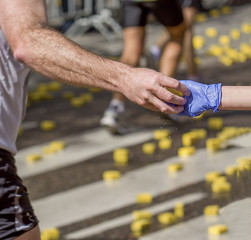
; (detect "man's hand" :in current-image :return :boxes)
[178,80,222,117]
[122,68,190,114]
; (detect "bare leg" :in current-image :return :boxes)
[154,30,169,50]
[15,226,41,240]
[113,27,145,102]
[160,22,185,76]
[182,6,199,79]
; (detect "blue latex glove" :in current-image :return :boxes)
[178,80,222,117]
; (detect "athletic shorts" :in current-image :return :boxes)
[0,149,38,240]
[122,0,184,28]
[181,0,202,10]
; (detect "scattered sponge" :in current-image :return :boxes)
[208,224,228,235]
[131,219,151,235]
[113,148,129,165]
[158,212,177,225]
[153,129,171,140]
[204,205,219,216]
[159,138,172,150]
[41,228,60,240]
[132,210,152,220]
[167,163,183,173]
[142,143,156,154]
[102,170,121,182]
[178,146,195,157]
[136,193,153,204]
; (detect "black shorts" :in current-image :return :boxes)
[0,149,38,240]
[181,0,202,10]
[122,0,184,28]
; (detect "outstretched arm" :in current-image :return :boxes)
[219,86,251,110]
[178,80,251,117]
[0,0,190,114]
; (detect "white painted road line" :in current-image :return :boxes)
[140,198,251,240]
[16,128,154,178]
[32,141,251,230]
[66,192,206,239]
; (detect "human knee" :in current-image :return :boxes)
[168,22,186,43]
[120,52,141,66]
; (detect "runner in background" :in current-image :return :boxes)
[100,0,186,134]
[149,0,203,82]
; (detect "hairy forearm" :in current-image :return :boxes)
[219,86,251,110]
[15,26,131,93]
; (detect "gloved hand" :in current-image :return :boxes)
[178,80,222,117]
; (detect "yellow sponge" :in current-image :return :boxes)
[48,82,62,91]
[206,138,221,152]
[225,165,238,176]
[102,170,121,182]
[182,132,198,146]
[42,141,66,154]
[193,111,207,120]
[42,146,58,155]
[70,97,85,107]
[40,120,56,131]
[209,9,220,18]
[132,210,152,220]
[208,45,224,57]
[167,163,183,173]
[237,157,251,171]
[230,29,240,40]
[136,193,153,204]
[178,146,195,157]
[190,129,207,139]
[130,219,151,234]
[219,35,231,46]
[211,181,231,194]
[26,154,42,164]
[205,171,221,183]
[158,212,177,225]
[50,141,66,151]
[192,35,205,50]
[166,88,183,97]
[204,205,219,216]
[79,93,93,103]
[113,148,129,165]
[208,117,223,131]
[174,202,184,218]
[41,228,60,240]
[195,13,207,23]
[213,176,228,184]
[153,129,171,140]
[89,87,101,93]
[208,224,228,235]
[241,23,251,34]
[142,143,156,154]
[159,138,172,150]
[205,27,218,38]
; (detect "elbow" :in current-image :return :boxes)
[13,42,30,64]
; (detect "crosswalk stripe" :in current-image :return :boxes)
[32,143,250,231]
[66,192,206,239]
[140,198,251,240]
[16,128,154,178]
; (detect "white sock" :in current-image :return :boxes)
[149,45,161,62]
[109,99,125,113]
